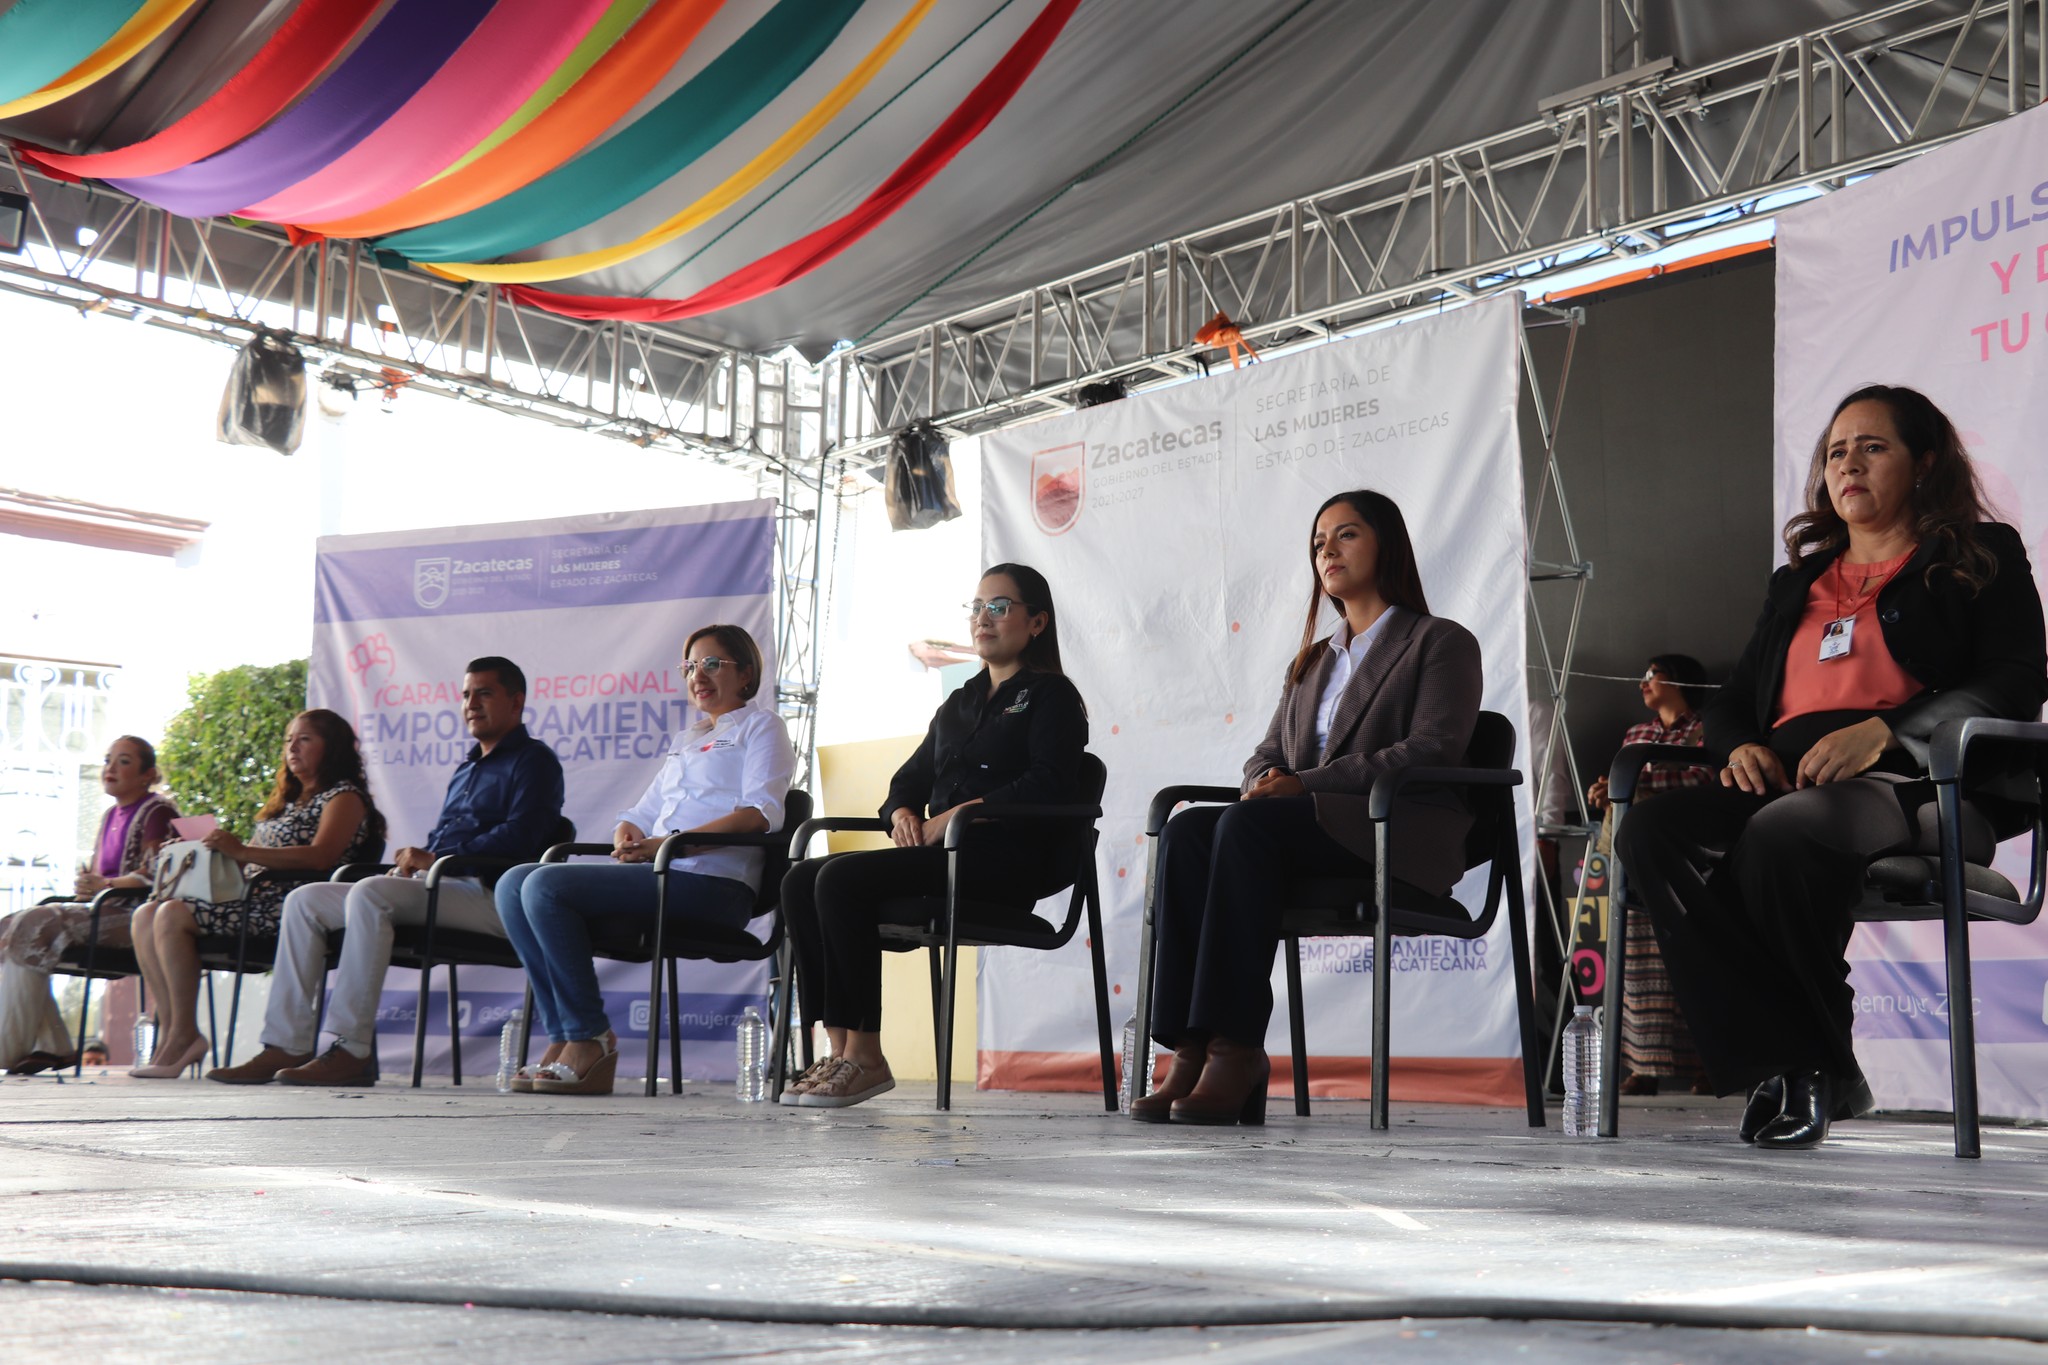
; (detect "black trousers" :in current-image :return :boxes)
[1614,777,1992,1096]
[1148,797,1372,1050]
[782,838,1060,1033]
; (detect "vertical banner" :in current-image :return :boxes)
[1776,103,2048,1119]
[309,500,778,1079]
[980,294,1531,1102]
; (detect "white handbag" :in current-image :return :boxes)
[151,840,248,904]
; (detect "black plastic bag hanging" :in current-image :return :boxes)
[884,421,962,531]
[216,327,308,456]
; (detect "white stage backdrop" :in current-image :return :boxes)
[308,500,777,1080]
[980,294,1531,1102]
[1777,102,2048,1119]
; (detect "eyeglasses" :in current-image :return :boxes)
[965,597,1033,620]
[678,657,736,677]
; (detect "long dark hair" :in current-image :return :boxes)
[257,708,386,850]
[1287,491,1430,686]
[1785,384,1997,593]
[981,562,1065,676]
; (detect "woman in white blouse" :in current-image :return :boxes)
[494,624,794,1095]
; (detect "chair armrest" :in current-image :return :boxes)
[423,854,525,889]
[88,885,147,913]
[652,828,788,871]
[1929,716,2048,784]
[542,841,615,863]
[1608,743,1714,806]
[944,803,1104,850]
[330,862,395,883]
[789,816,889,860]
[1146,785,1240,836]
[1367,766,1523,821]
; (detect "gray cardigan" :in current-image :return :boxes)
[1243,607,1484,896]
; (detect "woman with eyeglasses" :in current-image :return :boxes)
[493,624,794,1095]
[779,563,1089,1108]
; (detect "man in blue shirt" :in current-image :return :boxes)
[210,657,564,1086]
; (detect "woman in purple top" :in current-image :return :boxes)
[0,737,178,1072]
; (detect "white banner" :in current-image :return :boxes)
[980,294,1531,1102]
[1776,104,2048,1119]
[308,501,778,1080]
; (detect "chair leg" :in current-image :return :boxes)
[73,977,93,1079]
[643,951,664,1100]
[1083,867,1117,1112]
[667,957,682,1097]
[519,983,536,1067]
[936,849,962,1112]
[203,973,217,1067]
[1598,807,1631,1138]
[1371,826,1394,1131]
[768,942,795,1102]
[1503,847,1546,1128]
[1284,934,1310,1117]
[412,963,433,1090]
[448,962,463,1088]
[1936,781,1981,1159]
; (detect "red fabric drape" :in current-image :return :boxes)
[499,0,1082,324]
[19,0,381,182]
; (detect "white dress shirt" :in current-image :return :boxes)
[1313,611,1393,755]
[615,705,794,891]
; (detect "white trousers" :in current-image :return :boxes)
[265,876,504,1055]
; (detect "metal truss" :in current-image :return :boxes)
[839,0,2043,451]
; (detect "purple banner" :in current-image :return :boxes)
[1852,957,2048,1044]
[314,516,774,624]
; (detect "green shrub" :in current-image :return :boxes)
[158,659,308,835]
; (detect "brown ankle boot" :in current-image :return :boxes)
[1130,1043,1207,1124]
[1170,1039,1270,1126]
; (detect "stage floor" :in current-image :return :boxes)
[3,1071,2045,1362]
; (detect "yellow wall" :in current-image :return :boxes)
[814,737,977,1086]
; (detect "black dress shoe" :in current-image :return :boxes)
[1737,1075,1786,1144]
[1754,1071,1831,1149]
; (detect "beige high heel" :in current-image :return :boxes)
[531,1032,618,1095]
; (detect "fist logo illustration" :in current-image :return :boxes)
[348,633,396,687]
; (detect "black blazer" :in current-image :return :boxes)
[1704,521,2047,812]
[882,667,1088,820]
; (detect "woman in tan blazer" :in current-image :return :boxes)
[1136,489,1484,1125]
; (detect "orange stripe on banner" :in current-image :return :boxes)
[1537,237,1774,305]
[979,1051,1526,1107]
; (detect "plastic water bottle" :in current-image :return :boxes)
[735,1006,767,1102]
[1118,1013,1142,1113]
[1562,1005,1602,1137]
[495,1009,524,1093]
[132,1014,157,1069]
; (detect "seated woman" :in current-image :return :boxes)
[0,736,178,1073]
[128,710,385,1079]
[1584,655,1715,1095]
[780,563,1088,1109]
[1138,490,1482,1125]
[494,624,793,1096]
[1616,385,2046,1148]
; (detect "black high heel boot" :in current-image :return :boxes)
[1753,1071,1831,1149]
[1738,1075,1787,1143]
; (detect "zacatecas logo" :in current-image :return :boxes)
[413,556,451,610]
[1031,442,1084,535]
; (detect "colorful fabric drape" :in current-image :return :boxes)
[0,0,148,109]
[21,0,383,182]
[0,0,200,119]
[423,0,937,285]
[500,0,1081,324]
[108,0,497,220]
[299,0,712,241]
[240,0,619,225]
[380,0,866,264]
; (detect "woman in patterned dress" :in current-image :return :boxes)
[128,710,384,1078]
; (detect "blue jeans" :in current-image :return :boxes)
[494,863,756,1043]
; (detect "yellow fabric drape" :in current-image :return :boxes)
[0,0,204,119]
[422,0,937,284]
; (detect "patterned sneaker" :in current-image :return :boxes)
[778,1057,839,1106]
[796,1058,895,1109]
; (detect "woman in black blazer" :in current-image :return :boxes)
[779,562,1089,1108]
[1616,385,2046,1148]
[1137,490,1484,1125]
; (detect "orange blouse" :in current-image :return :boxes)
[1775,548,1925,725]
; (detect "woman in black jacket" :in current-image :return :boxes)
[1616,385,2045,1148]
[780,562,1088,1108]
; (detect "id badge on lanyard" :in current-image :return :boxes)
[1818,616,1855,661]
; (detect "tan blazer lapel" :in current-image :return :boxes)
[1320,607,1417,763]
[1288,647,1335,771]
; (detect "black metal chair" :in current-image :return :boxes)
[329,816,575,1088]
[1131,711,1545,1131]
[196,861,368,1068]
[41,885,148,1076]
[781,753,1113,1112]
[1601,716,2048,1158]
[538,790,814,1097]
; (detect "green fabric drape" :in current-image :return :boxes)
[0,0,148,106]
[381,0,867,264]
